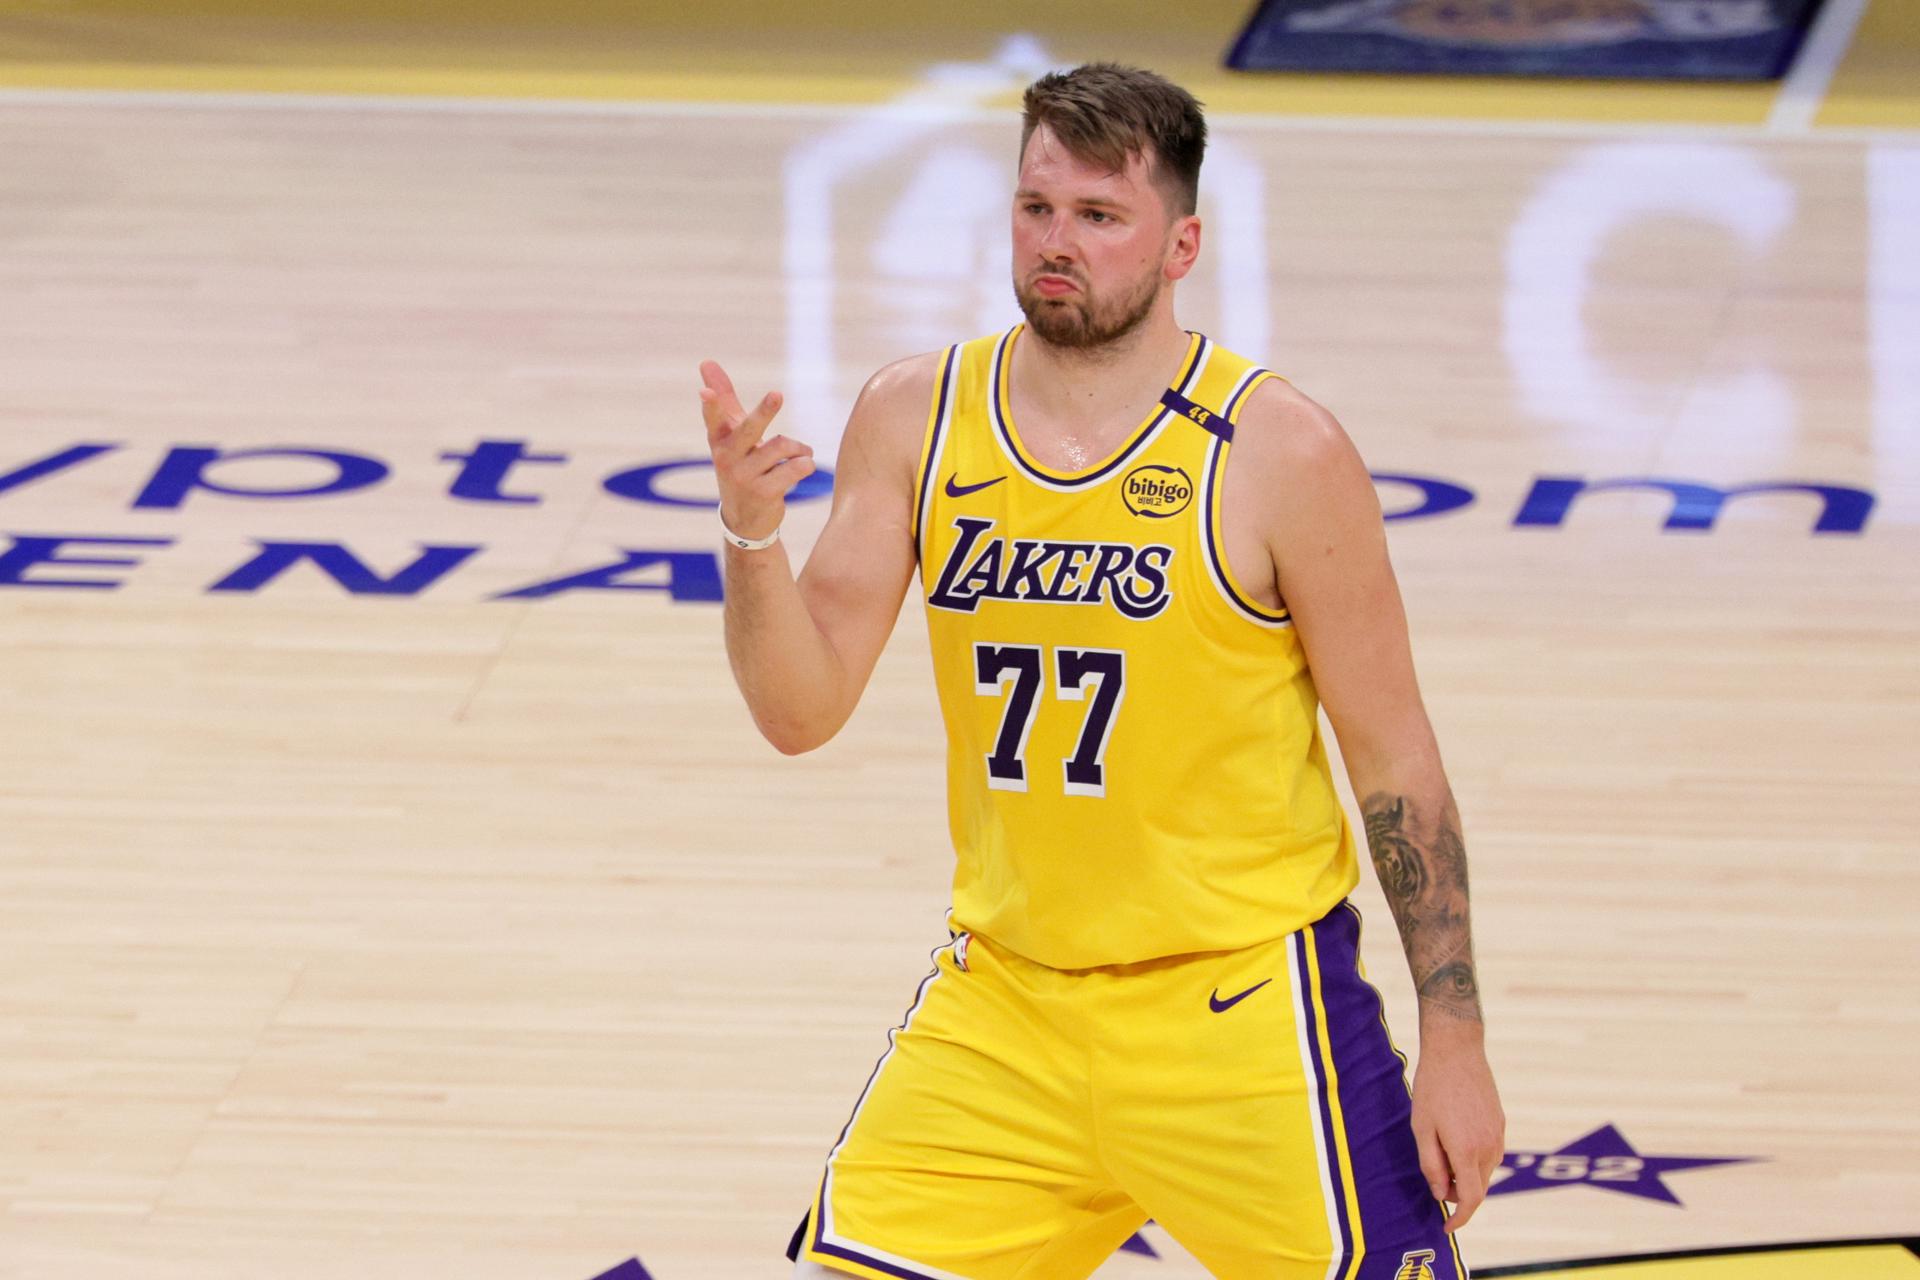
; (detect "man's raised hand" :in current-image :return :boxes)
[700,359,815,542]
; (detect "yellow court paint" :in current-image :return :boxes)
[1821,0,1920,128]
[0,60,913,104]
[1177,72,1773,125]
[0,0,1826,126]
[1501,1243,1920,1280]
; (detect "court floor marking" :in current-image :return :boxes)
[0,86,1917,147]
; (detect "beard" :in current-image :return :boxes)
[1013,265,1161,352]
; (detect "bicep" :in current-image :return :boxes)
[792,367,925,694]
[1266,407,1439,778]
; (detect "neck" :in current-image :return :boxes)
[1015,310,1190,430]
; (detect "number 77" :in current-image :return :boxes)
[973,643,1126,797]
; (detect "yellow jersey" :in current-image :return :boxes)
[912,324,1361,969]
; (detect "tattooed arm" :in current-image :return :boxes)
[1361,790,1482,1026]
[1230,379,1505,1232]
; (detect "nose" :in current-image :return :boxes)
[1037,209,1075,264]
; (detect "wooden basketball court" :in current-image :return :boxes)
[1,3,1916,1277]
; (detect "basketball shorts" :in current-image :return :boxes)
[786,899,1467,1279]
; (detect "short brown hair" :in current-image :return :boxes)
[1020,63,1207,217]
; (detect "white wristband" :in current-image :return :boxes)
[719,509,781,551]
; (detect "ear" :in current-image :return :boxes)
[1164,214,1202,283]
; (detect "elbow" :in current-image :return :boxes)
[1336,722,1445,794]
[757,715,837,756]
[742,680,854,755]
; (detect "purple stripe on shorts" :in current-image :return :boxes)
[1294,928,1355,1269]
[810,1234,947,1280]
[1312,902,1467,1279]
[807,937,959,1279]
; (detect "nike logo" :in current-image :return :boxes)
[945,472,1006,498]
[1209,978,1272,1013]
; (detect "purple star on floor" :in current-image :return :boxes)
[1489,1124,1758,1205]
[587,1259,653,1280]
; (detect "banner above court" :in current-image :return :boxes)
[1227,0,1825,80]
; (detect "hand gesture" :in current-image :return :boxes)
[699,360,815,541]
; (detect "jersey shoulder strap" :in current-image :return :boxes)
[1164,343,1286,444]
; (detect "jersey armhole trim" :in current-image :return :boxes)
[1200,368,1293,627]
[911,345,962,568]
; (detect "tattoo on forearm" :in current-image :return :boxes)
[1361,792,1482,1024]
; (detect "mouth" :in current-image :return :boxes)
[1032,275,1078,298]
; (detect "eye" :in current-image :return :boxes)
[1084,210,1111,223]
[1023,202,1048,215]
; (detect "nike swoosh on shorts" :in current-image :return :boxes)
[1209,978,1273,1013]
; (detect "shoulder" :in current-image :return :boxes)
[838,349,946,481]
[856,349,946,416]
[1224,374,1383,552]
[1230,374,1375,500]
[1233,375,1359,469]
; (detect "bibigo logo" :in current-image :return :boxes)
[1121,465,1193,519]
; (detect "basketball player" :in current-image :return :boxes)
[697,63,1503,1280]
